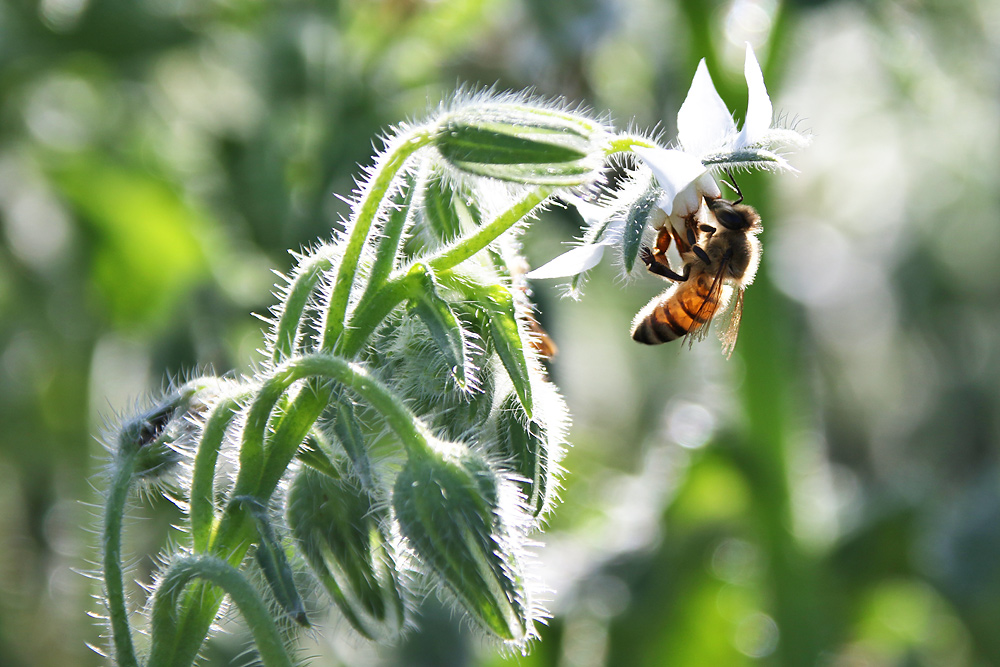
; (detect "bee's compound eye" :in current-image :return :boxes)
[715,207,747,230]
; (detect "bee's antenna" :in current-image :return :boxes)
[722,169,744,205]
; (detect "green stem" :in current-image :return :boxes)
[103,449,140,667]
[362,169,416,297]
[337,186,553,358]
[426,186,551,273]
[271,247,339,364]
[148,556,294,667]
[258,386,338,494]
[322,128,434,351]
[234,353,431,501]
[337,267,423,359]
[191,391,251,552]
[605,134,658,155]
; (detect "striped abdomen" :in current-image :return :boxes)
[631,273,720,345]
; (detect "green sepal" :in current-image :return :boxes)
[495,393,552,518]
[407,265,469,389]
[623,188,660,273]
[366,169,417,294]
[237,496,309,627]
[295,430,341,481]
[422,170,464,242]
[477,285,533,417]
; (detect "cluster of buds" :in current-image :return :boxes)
[97,46,806,667]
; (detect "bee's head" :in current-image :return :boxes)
[707,198,760,232]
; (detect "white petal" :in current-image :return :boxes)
[526,242,608,280]
[736,43,772,149]
[633,147,707,216]
[694,171,722,200]
[677,59,737,157]
[671,183,705,220]
[561,194,609,227]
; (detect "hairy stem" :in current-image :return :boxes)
[322,129,434,351]
[148,556,294,667]
[191,391,251,552]
[426,186,551,272]
[605,134,658,156]
[272,247,339,364]
[103,449,140,667]
[339,186,553,358]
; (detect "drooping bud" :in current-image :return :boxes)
[122,377,223,480]
[286,467,406,641]
[393,442,533,645]
[434,103,608,186]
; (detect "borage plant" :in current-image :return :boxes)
[97,45,807,666]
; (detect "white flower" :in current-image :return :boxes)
[634,43,781,223]
[529,44,807,283]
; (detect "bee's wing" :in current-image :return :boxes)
[718,288,744,358]
[527,315,558,360]
[686,257,733,347]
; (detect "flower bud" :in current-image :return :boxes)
[123,377,232,480]
[434,103,608,186]
[287,467,406,640]
[393,443,532,644]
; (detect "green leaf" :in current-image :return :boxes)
[238,496,309,627]
[407,266,469,389]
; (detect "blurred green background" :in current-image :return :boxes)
[2,0,998,664]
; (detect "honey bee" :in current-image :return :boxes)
[630,187,762,358]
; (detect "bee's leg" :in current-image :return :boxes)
[698,224,716,237]
[670,216,697,255]
[692,244,711,264]
[653,226,672,256]
[647,227,679,272]
[686,226,697,247]
[640,246,687,282]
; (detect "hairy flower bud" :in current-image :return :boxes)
[393,443,533,644]
[287,467,406,640]
[122,378,223,480]
[434,102,608,186]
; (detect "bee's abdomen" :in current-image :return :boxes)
[631,276,718,345]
